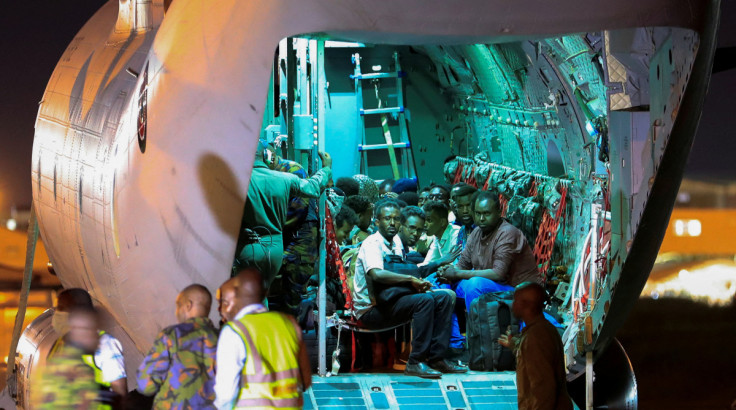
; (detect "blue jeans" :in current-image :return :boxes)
[427,274,514,348]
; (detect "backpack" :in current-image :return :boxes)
[467,291,519,371]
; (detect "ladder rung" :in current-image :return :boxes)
[360,107,404,116]
[350,71,406,80]
[358,142,411,151]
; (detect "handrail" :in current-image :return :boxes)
[317,192,327,376]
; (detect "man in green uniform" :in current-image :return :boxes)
[235,150,332,291]
[32,307,103,409]
[499,282,572,410]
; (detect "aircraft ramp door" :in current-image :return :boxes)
[306,372,518,409]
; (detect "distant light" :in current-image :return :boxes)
[643,261,736,305]
[3,355,7,364]
[674,219,701,237]
[687,220,702,236]
[371,65,382,71]
[674,220,685,236]
[6,218,16,231]
[677,192,691,203]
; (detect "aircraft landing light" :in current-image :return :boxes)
[674,219,702,237]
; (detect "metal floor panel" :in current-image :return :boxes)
[306,372,518,410]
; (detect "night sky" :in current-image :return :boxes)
[0,1,734,214]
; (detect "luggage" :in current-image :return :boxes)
[467,291,519,371]
[373,254,420,305]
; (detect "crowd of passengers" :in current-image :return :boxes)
[235,145,545,379]
[33,145,570,410]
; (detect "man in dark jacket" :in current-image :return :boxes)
[499,282,572,410]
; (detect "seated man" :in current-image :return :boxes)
[343,195,374,245]
[352,199,466,378]
[397,206,458,276]
[335,176,360,197]
[422,201,462,265]
[378,178,396,197]
[450,183,478,249]
[438,191,540,314]
[427,184,455,223]
[334,205,359,247]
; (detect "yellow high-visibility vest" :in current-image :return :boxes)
[228,312,302,409]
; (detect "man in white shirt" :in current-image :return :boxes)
[214,268,311,409]
[353,199,466,378]
[422,201,462,265]
[421,201,466,352]
[427,185,456,223]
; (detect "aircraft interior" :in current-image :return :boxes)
[10,0,721,408]
[244,30,700,407]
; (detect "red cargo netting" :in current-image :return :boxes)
[325,207,352,310]
[499,194,509,217]
[482,172,492,191]
[465,167,478,188]
[533,186,568,280]
[453,162,465,184]
[529,179,538,197]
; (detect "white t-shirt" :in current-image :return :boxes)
[422,224,462,266]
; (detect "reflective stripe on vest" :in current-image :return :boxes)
[227,312,302,409]
[82,331,111,389]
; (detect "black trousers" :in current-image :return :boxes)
[361,289,455,364]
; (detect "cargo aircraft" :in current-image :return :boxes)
[4,0,721,408]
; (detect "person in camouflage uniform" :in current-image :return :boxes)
[32,307,103,409]
[136,284,218,409]
[271,155,322,313]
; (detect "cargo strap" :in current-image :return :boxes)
[5,205,39,398]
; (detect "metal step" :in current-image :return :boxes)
[360,106,405,116]
[305,372,518,410]
[351,71,406,80]
[358,142,411,151]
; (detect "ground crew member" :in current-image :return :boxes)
[50,288,128,407]
[136,284,219,409]
[214,268,311,409]
[235,147,332,291]
[499,282,573,410]
[32,306,103,409]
